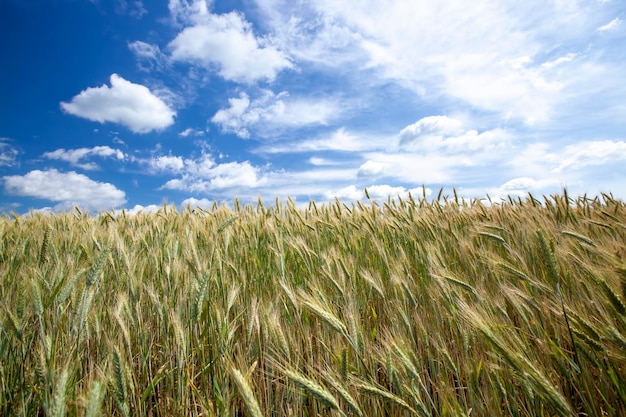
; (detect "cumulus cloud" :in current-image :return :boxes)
[180,197,215,209]
[168,10,292,83]
[3,169,126,211]
[124,204,163,215]
[60,74,176,134]
[325,185,364,200]
[399,116,464,146]
[0,138,19,167]
[43,146,125,170]
[366,184,430,201]
[211,93,253,137]
[487,177,562,201]
[357,160,386,178]
[149,155,185,172]
[324,184,430,201]
[398,116,511,153]
[156,153,265,193]
[211,91,341,138]
[168,0,212,26]
[162,162,262,191]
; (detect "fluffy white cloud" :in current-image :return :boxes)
[43,146,125,170]
[325,185,364,200]
[124,204,163,215]
[150,155,185,172]
[357,160,386,178]
[60,74,176,134]
[168,0,212,25]
[398,116,464,146]
[211,91,342,138]
[486,177,562,201]
[367,185,430,201]
[211,93,253,137]
[157,153,265,193]
[3,169,126,211]
[180,197,215,209]
[168,11,292,83]
[399,116,511,153]
[0,138,18,167]
[324,184,430,202]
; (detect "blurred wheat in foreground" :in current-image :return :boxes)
[1,191,626,416]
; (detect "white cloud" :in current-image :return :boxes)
[0,138,19,167]
[325,185,364,200]
[355,152,457,184]
[128,41,168,71]
[150,155,185,172]
[168,10,292,83]
[367,184,430,201]
[259,128,382,153]
[253,1,364,67]
[180,197,215,209]
[60,74,176,134]
[178,127,205,137]
[398,116,463,147]
[338,115,515,186]
[246,167,358,202]
[486,177,562,201]
[124,204,162,215]
[3,169,126,211]
[597,17,622,32]
[256,0,621,124]
[509,140,626,178]
[158,153,265,193]
[398,116,512,153]
[211,93,253,137]
[211,91,342,138]
[324,184,430,202]
[357,160,386,178]
[259,114,516,198]
[206,161,262,188]
[43,146,125,170]
[308,157,338,166]
[555,140,626,172]
[168,0,212,25]
[520,140,626,173]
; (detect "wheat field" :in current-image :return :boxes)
[1,191,625,416]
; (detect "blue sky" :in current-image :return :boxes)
[1,0,625,213]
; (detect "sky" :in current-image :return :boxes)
[1,0,625,214]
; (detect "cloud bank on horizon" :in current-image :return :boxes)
[1,0,625,213]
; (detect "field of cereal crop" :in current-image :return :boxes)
[1,191,625,416]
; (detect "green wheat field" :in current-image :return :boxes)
[1,191,625,416]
